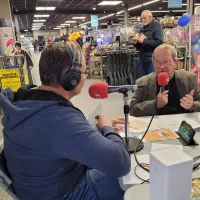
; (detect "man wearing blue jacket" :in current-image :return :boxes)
[133,10,163,76]
[1,41,131,200]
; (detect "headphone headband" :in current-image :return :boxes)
[66,40,83,68]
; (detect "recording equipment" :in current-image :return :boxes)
[158,72,169,92]
[61,40,83,91]
[88,82,147,99]
[176,120,199,146]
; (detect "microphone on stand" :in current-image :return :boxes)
[158,72,169,92]
[89,82,147,153]
[89,82,147,99]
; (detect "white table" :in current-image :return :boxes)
[119,113,200,197]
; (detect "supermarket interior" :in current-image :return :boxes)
[1,0,200,200]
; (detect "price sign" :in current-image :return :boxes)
[0,68,21,92]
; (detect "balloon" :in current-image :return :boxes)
[6,38,15,47]
[178,15,191,27]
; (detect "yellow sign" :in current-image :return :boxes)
[0,68,21,92]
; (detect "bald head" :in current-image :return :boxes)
[141,10,153,25]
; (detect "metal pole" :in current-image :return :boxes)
[124,4,128,27]
[188,0,194,71]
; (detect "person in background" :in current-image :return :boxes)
[133,10,163,76]
[68,30,85,48]
[130,44,200,117]
[2,41,130,200]
[14,42,33,84]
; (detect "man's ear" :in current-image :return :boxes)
[174,57,179,65]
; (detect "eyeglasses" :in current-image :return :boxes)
[154,60,171,67]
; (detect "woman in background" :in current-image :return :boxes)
[15,42,34,85]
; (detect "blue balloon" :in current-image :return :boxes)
[178,15,191,27]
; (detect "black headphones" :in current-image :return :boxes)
[61,40,83,91]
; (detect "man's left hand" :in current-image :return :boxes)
[112,118,125,132]
[180,90,195,111]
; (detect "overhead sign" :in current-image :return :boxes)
[0,68,21,92]
[168,0,182,8]
[91,15,98,27]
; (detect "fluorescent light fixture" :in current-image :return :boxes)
[117,10,124,15]
[99,14,114,20]
[98,1,122,5]
[32,28,40,30]
[32,23,44,25]
[57,26,65,28]
[143,0,160,6]
[72,17,86,19]
[36,7,45,10]
[34,15,50,17]
[128,4,142,11]
[33,19,46,22]
[61,24,70,26]
[79,21,91,26]
[36,7,55,10]
[20,35,25,38]
[54,28,61,29]
[24,30,28,31]
[151,10,186,12]
[46,7,55,10]
[65,21,76,23]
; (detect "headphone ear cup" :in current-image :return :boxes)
[61,69,81,91]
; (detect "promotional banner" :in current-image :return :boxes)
[0,68,21,92]
[168,0,182,8]
[191,15,200,88]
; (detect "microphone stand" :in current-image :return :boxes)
[119,88,144,153]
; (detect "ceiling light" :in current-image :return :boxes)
[65,21,76,23]
[143,0,160,6]
[72,17,86,19]
[93,7,96,10]
[98,1,122,5]
[54,28,61,29]
[36,7,45,10]
[61,24,70,26]
[57,26,65,28]
[32,23,44,25]
[99,14,115,20]
[34,15,50,17]
[36,7,55,10]
[79,21,91,26]
[117,10,124,15]
[128,4,142,11]
[33,19,46,22]
[46,7,55,10]
[24,30,28,31]
[151,10,186,12]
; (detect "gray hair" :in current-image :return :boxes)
[141,10,153,18]
[152,44,178,60]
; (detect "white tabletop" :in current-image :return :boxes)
[119,113,200,191]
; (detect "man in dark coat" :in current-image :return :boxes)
[133,10,163,76]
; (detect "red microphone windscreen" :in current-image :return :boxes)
[158,72,169,86]
[88,82,108,99]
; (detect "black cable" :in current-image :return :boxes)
[133,86,157,173]
[134,164,149,184]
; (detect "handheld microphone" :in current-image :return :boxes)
[158,72,169,92]
[88,82,147,99]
